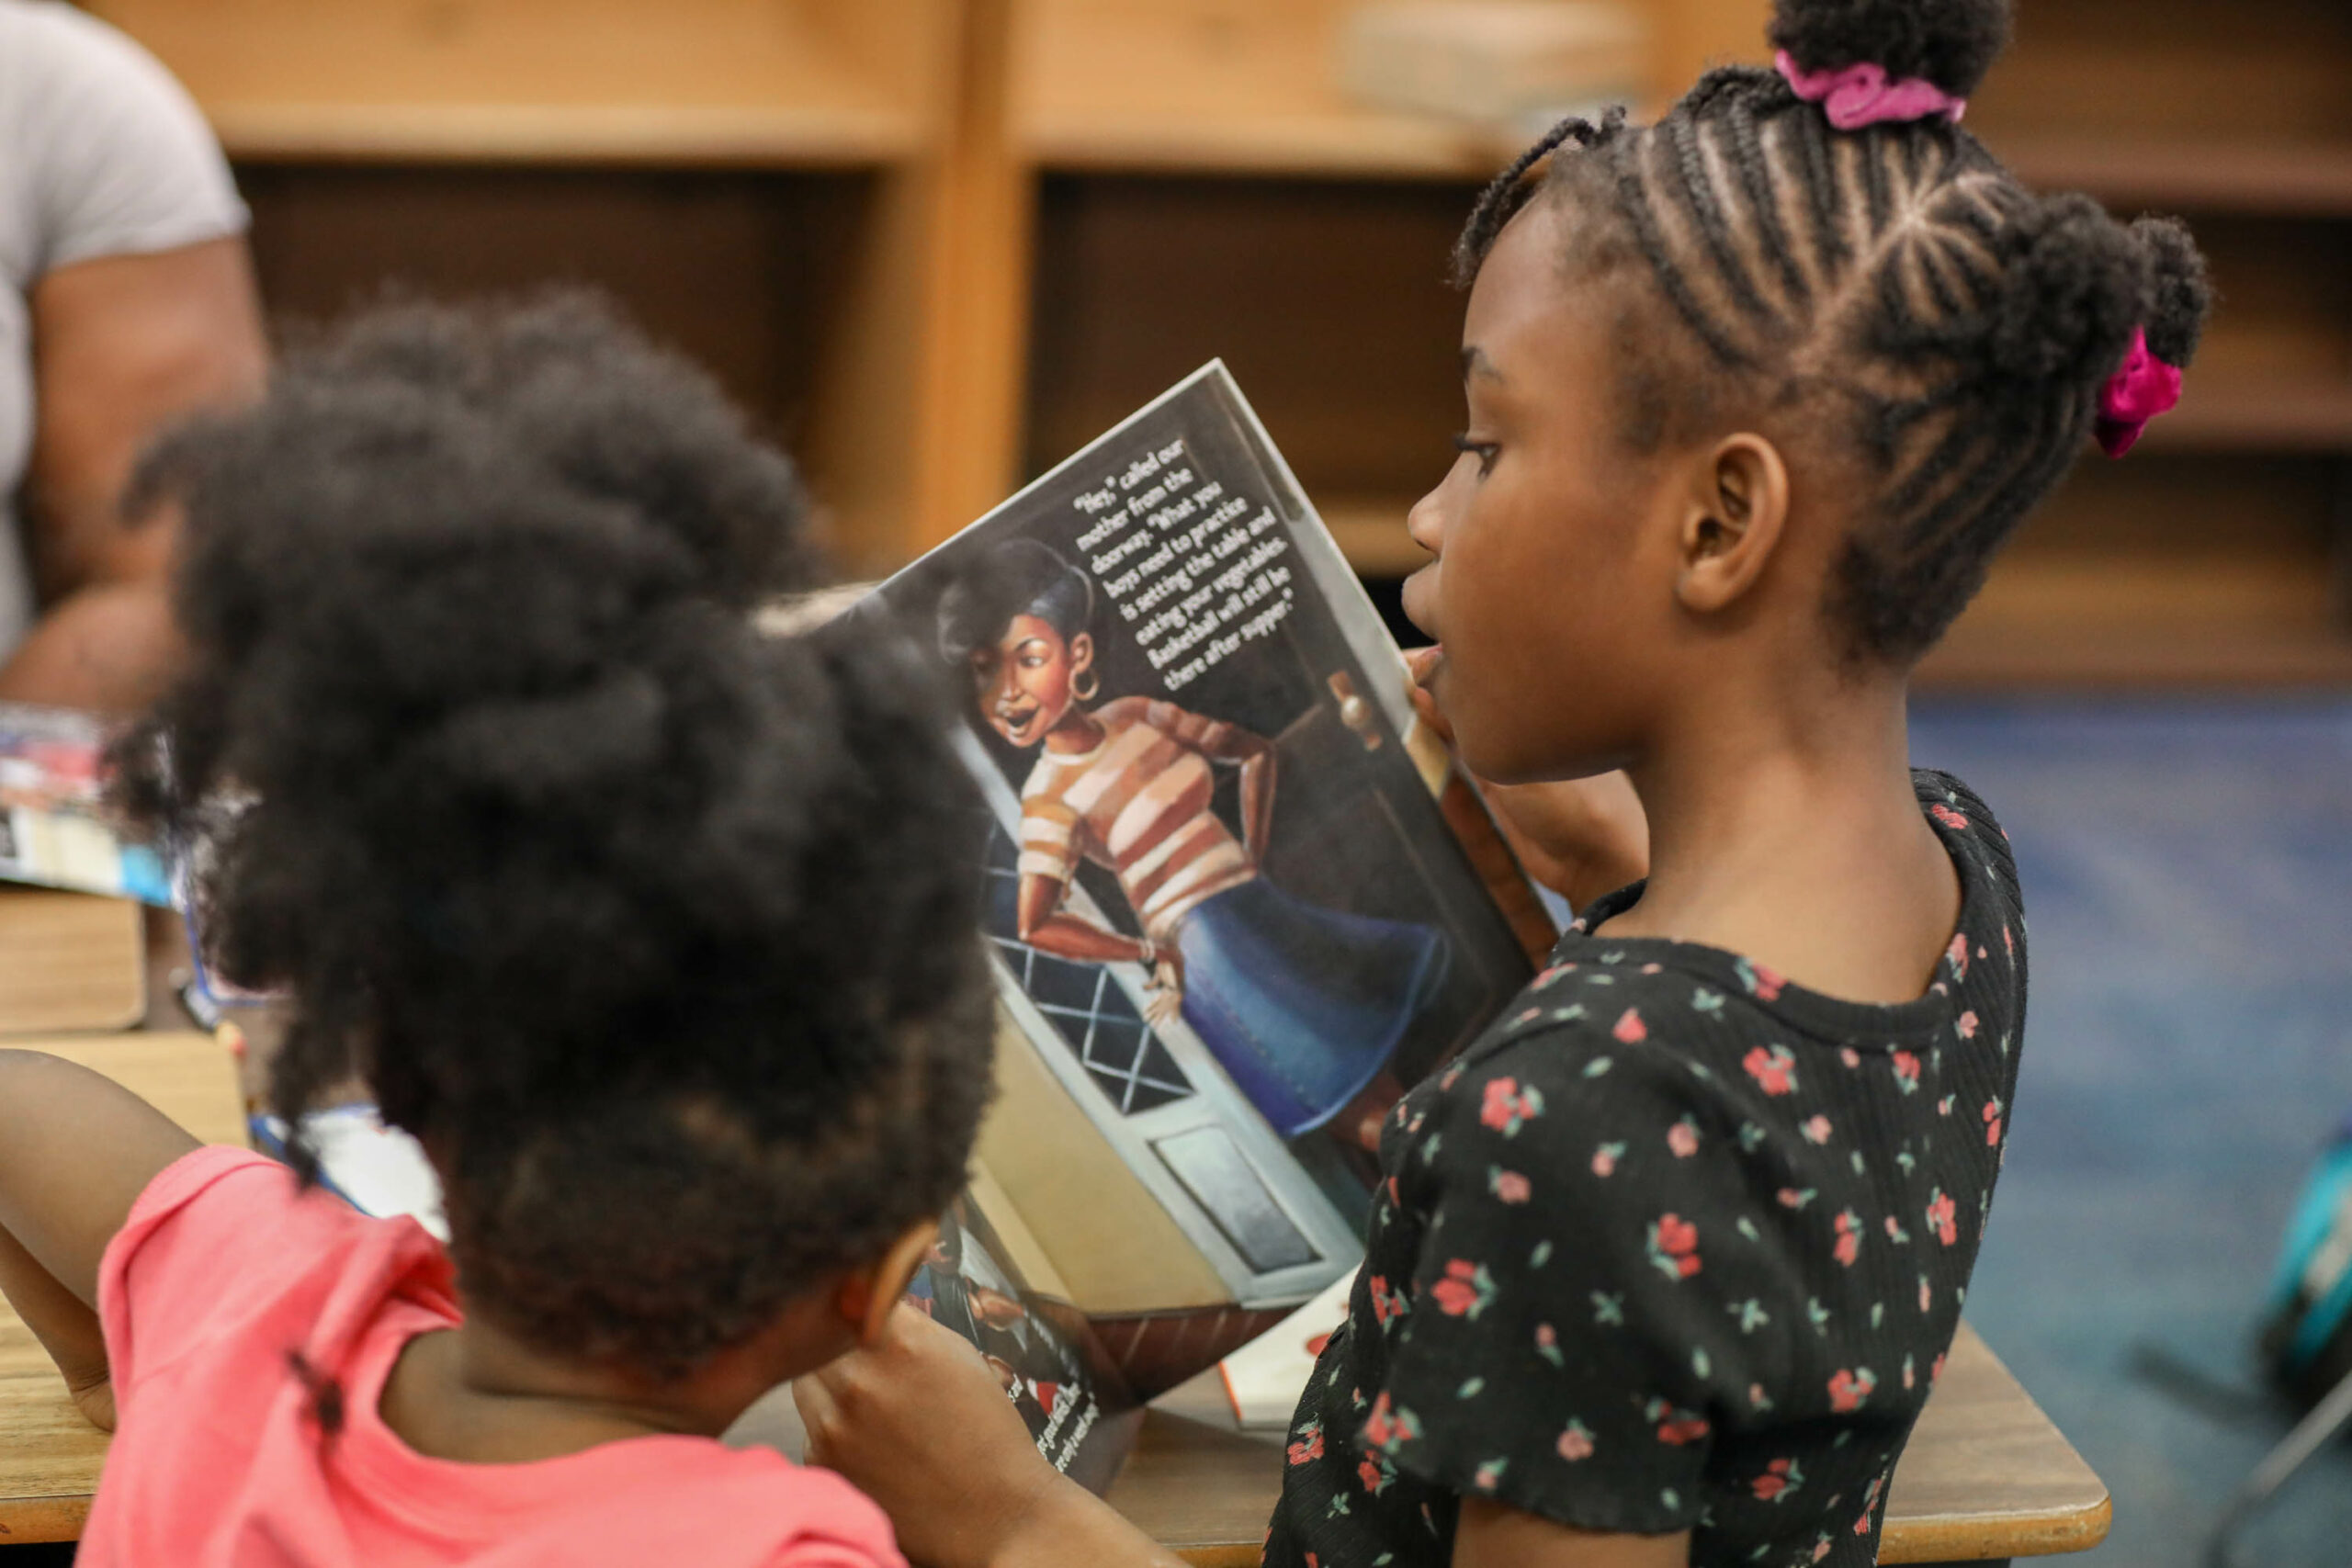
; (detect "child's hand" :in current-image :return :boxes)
[1405,649,1650,910]
[68,1369,116,1432]
[794,1304,1067,1568]
[1143,949,1186,1029]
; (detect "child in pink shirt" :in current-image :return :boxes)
[0,296,997,1566]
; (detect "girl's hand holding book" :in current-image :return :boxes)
[1405,649,1650,912]
[795,1305,1183,1568]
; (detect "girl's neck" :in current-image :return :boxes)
[1600,676,1960,1006]
[378,1297,823,1465]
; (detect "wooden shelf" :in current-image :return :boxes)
[1996,138,2352,219]
[88,0,945,167]
[2154,383,2352,455]
[1011,0,1770,180]
[1919,550,2352,689]
[1013,0,1511,179]
[209,106,922,168]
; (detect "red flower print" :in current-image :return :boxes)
[1385,1176,1401,1210]
[1363,1392,1419,1452]
[1827,1368,1878,1413]
[1947,932,1970,979]
[1743,1044,1798,1096]
[1613,1007,1648,1043]
[1919,1275,1933,1313]
[1645,1398,1711,1446]
[1892,1050,1921,1093]
[1431,1259,1498,1318]
[1928,1189,1959,1247]
[1733,957,1786,1000]
[1534,1322,1561,1368]
[1930,1352,1948,1384]
[1648,1213,1702,1280]
[1369,1275,1408,1327]
[1801,1114,1833,1145]
[1667,1118,1700,1158]
[1489,1168,1532,1204]
[1479,1077,1546,1136]
[1556,1420,1596,1461]
[1957,1010,1979,1040]
[1358,1457,1391,1495]
[1813,1537,1832,1563]
[1930,803,1969,830]
[1833,1211,1860,1267]
[1984,1098,2005,1147]
[1778,1187,1814,1210]
[1591,1142,1624,1178]
[1752,1457,1803,1502]
[1840,1047,1861,1069]
[1511,1007,1543,1028]
[1286,1423,1324,1466]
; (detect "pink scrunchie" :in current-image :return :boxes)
[1774,50,1968,130]
[2095,327,2184,457]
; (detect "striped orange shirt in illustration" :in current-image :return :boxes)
[1017,696,1259,944]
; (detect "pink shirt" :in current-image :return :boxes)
[85,1147,906,1568]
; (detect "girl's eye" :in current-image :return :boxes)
[1451,433,1500,477]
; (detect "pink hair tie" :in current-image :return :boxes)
[1774,50,1968,131]
[2096,327,2184,457]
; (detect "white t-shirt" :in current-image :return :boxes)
[0,1,247,663]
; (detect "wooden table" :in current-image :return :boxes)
[1106,1324,2111,1568]
[0,1015,2109,1565]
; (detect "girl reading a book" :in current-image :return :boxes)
[937,536,1450,1142]
[796,2,2210,1566]
[0,297,998,1567]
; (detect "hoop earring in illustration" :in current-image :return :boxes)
[1070,668,1101,703]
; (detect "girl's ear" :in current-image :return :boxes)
[840,1220,943,1348]
[1069,630,1095,675]
[1672,434,1790,615]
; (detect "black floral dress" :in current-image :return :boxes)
[1263,772,2027,1568]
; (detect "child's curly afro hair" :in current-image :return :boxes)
[116,295,996,1374]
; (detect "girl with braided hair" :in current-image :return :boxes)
[795,2,2209,1566]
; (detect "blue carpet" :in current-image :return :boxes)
[1910,697,2352,1568]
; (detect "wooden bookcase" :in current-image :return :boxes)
[1934,0,2352,684]
[86,0,2352,684]
[82,0,977,569]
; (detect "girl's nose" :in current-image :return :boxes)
[1406,480,1448,558]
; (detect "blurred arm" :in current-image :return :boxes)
[0,234,266,711]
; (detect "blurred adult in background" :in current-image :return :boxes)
[0,0,266,712]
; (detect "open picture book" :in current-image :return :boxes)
[0,365,1556,1493]
[850,363,1555,1484]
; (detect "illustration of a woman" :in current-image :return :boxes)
[936,538,1449,1140]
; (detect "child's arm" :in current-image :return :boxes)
[0,1050,204,1427]
[797,1305,1188,1568]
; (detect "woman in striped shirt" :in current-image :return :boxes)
[937,538,1449,1141]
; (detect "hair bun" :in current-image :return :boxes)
[1769,0,2014,98]
[2129,216,2213,368]
[1984,193,2145,390]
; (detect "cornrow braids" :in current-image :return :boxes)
[1453,0,2212,669]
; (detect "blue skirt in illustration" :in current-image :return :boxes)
[1174,877,1450,1137]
